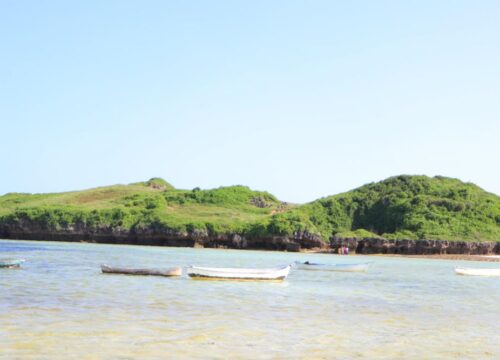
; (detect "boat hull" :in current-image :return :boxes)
[101,265,182,277]
[296,262,370,272]
[0,259,25,268]
[455,268,500,277]
[187,265,291,280]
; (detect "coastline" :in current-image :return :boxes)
[303,248,500,262]
[0,233,500,262]
[385,254,500,263]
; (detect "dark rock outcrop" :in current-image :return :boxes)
[0,221,329,252]
[330,236,500,255]
[1,219,498,254]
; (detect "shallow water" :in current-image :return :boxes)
[1,239,499,359]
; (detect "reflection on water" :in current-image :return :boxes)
[1,239,499,359]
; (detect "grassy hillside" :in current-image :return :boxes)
[0,175,499,242]
[268,175,500,241]
[0,179,291,235]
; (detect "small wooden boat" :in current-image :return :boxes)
[101,264,182,277]
[295,261,370,272]
[0,258,25,268]
[455,268,500,277]
[186,265,291,280]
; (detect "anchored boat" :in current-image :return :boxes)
[101,264,182,277]
[0,258,25,268]
[455,268,500,277]
[295,261,370,272]
[186,265,291,280]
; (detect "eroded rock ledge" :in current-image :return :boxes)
[0,226,325,252]
[330,236,500,255]
[1,225,498,255]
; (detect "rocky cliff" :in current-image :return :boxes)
[1,222,499,254]
[0,222,326,251]
[330,236,500,255]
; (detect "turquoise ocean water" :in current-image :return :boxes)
[1,239,499,359]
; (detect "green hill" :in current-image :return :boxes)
[0,175,499,243]
[0,178,290,236]
[268,175,500,241]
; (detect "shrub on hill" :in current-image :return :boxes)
[163,185,279,208]
[131,178,174,191]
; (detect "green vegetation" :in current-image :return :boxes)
[0,179,290,236]
[1,175,499,242]
[270,175,500,241]
[334,229,383,239]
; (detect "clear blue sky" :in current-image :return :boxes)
[1,0,499,203]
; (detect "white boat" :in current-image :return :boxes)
[295,261,370,272]
[186,265,291,280]
[455,268,500,277]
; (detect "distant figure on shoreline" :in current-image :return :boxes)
[338,245,349,255]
